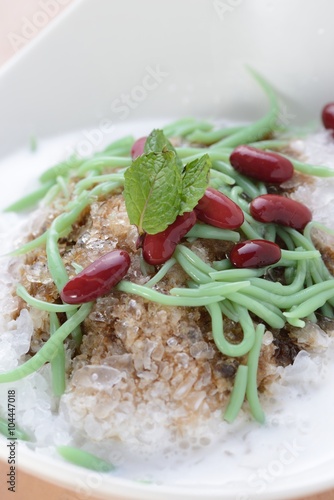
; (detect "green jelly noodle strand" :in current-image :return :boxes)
[240,219,263,241]
[231,173,264,200]
[285,316,306,328]
[264,223,276,242]
[287,227,318,252]
[103,135,134,155]
[233,304,256,355]
[139,253,155,277]
[50,312,66,397]
[212,259,233,271]
[163,118,198,137]
[228,186,250,212]
[175,146,212,158]
[224,365,248,423]
[77,156,131,176]
[284,287,334,320]
[209,168,236,187]
[244,278,334,310]
[207,302,255,357]
[284,155,334,178]
[275,227,295,251]
[176,245,215,275]
[47,225,82,346]
[0,303,92,383]
[9,232,49,257]
[227,292,285,329]
[247,139,291,150]
[304,220,334,241]
[249,259,306,295]
[211,68,280,148]
[75,173,125,193]
[39,156,83,183]
[116,280,223,306]
[30,135,38,152]
[170,281,250,297]
[211,159,235,175]
[171,120,213,138]
[41,183,61,207]
[174,251,212,285]
[56,175,70,199]
[186,224,240,243]
[207,155,264,199]
[57,446,115,472]
[243,211,266,236]
[211,160,265,200]
[47,227,73,291]
[4,180,54,212]
[16,284,78,313]
[163,118,212,138]
[286,229,332,283]
[281,249,320,261]
[246,324,266,423]
[218,299,239,322]
[210,267,266,281]
[39,136,131,184]
[144,258,177,288]
[187,125,246,145]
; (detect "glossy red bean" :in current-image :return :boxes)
[322,103,334,130]
[229,145,294,183]
[131,137,147,159]
[250,194,312,231]
[60,250,131,304]
[143,211,197,265]
[230,239,281,268]
[195,188,244,230]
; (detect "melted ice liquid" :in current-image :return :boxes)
[1,123,334,498]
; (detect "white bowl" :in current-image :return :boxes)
[1,1,334,499]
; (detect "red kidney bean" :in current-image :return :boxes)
[143,211,197,265]
[229,145,294,183]
[322,103,334,130]
[250,194,312,231]
[60,250,131,304]
[230,239,281,268]
[131,137,147,159]
[195,188,244,230]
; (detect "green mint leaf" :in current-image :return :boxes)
[144,129,183,170]
[123,151,182,235]
[180,154,211,214]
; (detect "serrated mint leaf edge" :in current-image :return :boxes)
[144,129,183,171]
[179,154,211,214]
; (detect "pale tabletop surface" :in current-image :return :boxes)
[0,1,333,499]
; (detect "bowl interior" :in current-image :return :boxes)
[1,1,334,499]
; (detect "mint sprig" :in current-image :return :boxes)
[124,130,211,235]
[124,150,181,235]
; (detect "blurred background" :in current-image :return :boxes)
[0,0,73,66]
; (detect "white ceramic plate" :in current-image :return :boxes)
[1,1,334,499]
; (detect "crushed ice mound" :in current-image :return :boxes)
[0,309,34,371]
[290,131,334,230]
[269,336,334,404]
